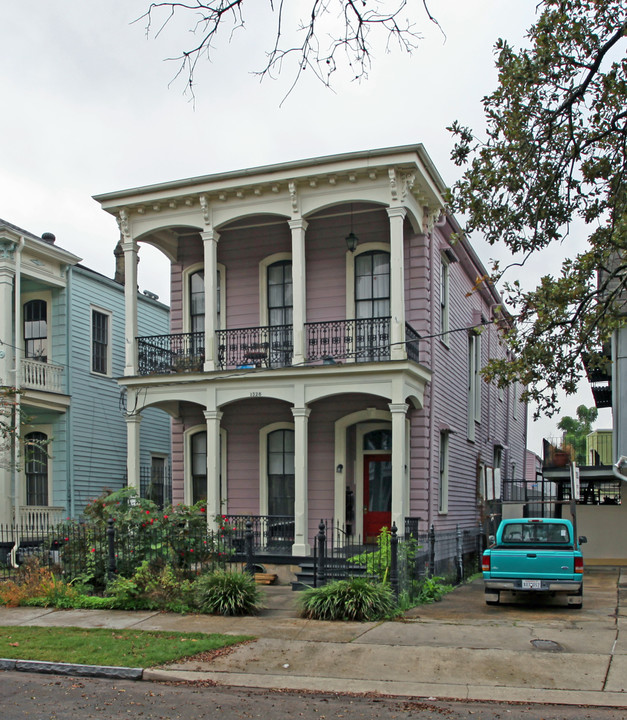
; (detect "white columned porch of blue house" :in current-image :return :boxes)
[289,218,308,366]
[204,410,223,524]
[292,406,311,555]
[125,413,142,492]
[201,229,219,372]
[389,402,409,532]
[387,206,407,361]
[119,211,138,376]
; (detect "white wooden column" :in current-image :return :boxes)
[204,410,223,524]
[0,264,15,525]
[0,265,14,386]
[119,212,139,376]
[389,402,409,533]
[291,406,311,555]
[125,413,142,492]
[387,207,407,361]
[289,219,308,366]
[201,230,220,372]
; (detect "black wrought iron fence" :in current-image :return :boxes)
[221,515,294,554]
[0,519,236,586]
[312,522,484,601]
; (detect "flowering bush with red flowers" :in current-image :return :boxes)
[53,489,233,590]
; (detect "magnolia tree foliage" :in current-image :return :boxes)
[448,0,627,416]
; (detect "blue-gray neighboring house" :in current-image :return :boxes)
[0,219,171,526]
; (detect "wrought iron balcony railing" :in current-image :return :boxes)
[136,319,420,375]
[217,324,292,369]
[306,317,392,363]
[137,332,204,375]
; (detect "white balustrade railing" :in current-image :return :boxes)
[21,358,64,393]
[17,505,66,530]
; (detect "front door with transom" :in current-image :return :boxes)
[363,454,392,542]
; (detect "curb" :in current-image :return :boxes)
[0,658,143,680]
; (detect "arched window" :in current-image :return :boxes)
[191,431,207,504]
[23,300,47,361]
[267,261,292,366]
[267,261,292,327]
[354,251,390,361]
[355,251,390,319]
[189,269,221,332]
[25,431,48,506]
[189,430,226,507]
[267,429,294,516]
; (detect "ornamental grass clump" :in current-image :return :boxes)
[299,577,397,622]
[194,570,262,616]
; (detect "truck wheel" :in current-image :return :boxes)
[485,590,500,606]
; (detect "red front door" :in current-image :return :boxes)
[363,454,392,542]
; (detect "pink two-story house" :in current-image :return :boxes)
[94,145,527,556]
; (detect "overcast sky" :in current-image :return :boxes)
[0,1,610,453]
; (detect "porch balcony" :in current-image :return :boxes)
[136,319,420,375]
[21,358,65,394]
[18,505,66,529]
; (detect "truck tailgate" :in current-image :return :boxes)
[489,548,577,579]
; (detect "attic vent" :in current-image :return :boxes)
[41,232,56,244]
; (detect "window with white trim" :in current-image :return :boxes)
[189,268,222,331]
[267,429,295,516]
[24,431,49,506]
[467,331,482,439]
[24,299,48,361]
[91,309,111,375]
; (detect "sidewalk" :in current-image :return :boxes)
[1,568,625,708]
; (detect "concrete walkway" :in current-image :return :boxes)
[1,567,625,708]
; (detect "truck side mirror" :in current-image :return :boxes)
[488,534,495,546]
[578,535,588,545]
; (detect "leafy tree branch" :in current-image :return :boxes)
[448,0,627,417]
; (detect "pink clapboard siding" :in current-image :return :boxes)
[218,216,291,328]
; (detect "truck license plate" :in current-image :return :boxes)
[522,579,542,590]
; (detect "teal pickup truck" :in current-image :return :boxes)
[482,518,586,608]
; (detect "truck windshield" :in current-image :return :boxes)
[502,523,571,545]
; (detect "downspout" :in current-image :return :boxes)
[12,236,25,525]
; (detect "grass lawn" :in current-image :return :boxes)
[0,626,252,668]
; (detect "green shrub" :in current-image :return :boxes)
[299,577,397,621]
[194,570,262,616]
[415,576,453,604]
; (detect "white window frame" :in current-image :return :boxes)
[182,262,226,333]
[21,424,53,508]
[259,253,292,326]
[90,306,112,377]
[345,242,390,320]
[438,431,450,514]
[183,425,227,508]
[467,332,482,440]
[22,291,52,361]
[259,421,294,516]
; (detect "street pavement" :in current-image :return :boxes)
[0,567,625,708]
